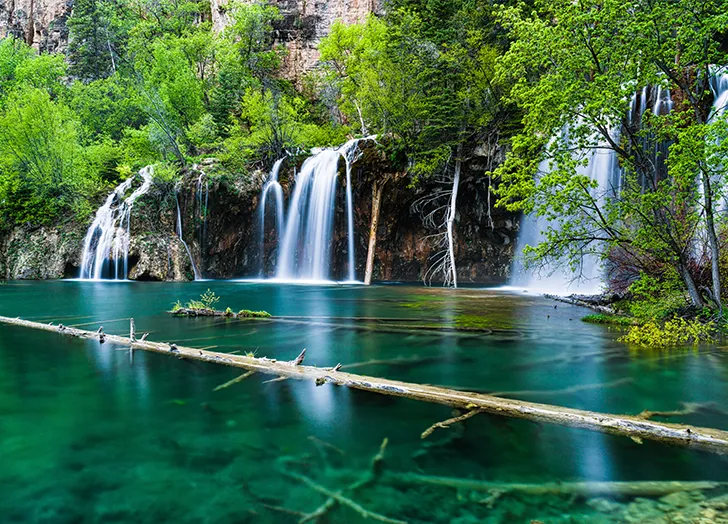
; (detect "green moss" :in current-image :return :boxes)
[581,314,636,326]
[238,309,272,318]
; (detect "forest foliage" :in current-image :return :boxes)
[1,0,728,320]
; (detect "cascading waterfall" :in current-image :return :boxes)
[259,158,286,276]
[195,169,209,251]
[175,193,201,280]
[269,138,370,282]
[510,83,686,294]
[276,150,343,281]
[510,132,621,294]
[80,166,154,280]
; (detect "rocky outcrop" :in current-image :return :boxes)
[0,223,82,279]
[0,0,71,52]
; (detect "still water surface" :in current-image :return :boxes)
[1,281,727,522]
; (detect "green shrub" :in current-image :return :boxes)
[619,317,716,348]
[625,271,688,321]
[199,289,220,309]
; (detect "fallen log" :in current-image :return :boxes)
[385,472,726,497]
[3,314,728,455]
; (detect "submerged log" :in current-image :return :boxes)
[385,473,726,497]
[3,314,728,455]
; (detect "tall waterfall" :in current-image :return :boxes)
[263,139,369,282]
[510,134,621,295]
[259,158,286,275]
[195,169,209,252]
[175,193,201,280]
[80,166,154,280]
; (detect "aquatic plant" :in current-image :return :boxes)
[238,309,272,318]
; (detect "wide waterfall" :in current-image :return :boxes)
[79,166,154,280]
[259,139,368,282]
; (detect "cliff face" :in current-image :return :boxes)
[0,0,381,64]
[0,143,518,283]
[0,0,70,52]
[212,0,384,81]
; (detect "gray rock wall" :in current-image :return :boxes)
[0,0,70,52]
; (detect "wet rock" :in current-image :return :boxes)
[587,497,623,514]
[128,234,194,281]
[0,224,82,279]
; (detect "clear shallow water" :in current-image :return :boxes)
[1,281,727,523]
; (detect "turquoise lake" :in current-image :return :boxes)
[1,281,727,522]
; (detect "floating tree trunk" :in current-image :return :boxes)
[364,179,386,286]
[2,314,728,454]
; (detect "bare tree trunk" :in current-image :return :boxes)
[364,180,385,286]
[446,156,462,288]
[680,262,704,308]
[701,172,723,311]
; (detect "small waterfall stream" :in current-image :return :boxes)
[195,169,209,252]
[259,158,286,275]
[80,166,154,280]
[175,193,201,280]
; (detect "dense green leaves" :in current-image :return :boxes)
[493,0,728,306]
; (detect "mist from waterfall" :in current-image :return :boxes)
[79,166,154,280]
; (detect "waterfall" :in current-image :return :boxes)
[276,150,343,281]
[510,133,621,295]
[340,138,365,282]
[175,193,201,280]
[195,169,209,251]
[269,139,371,282]
[80,166,154,280]
[259,158,286,276]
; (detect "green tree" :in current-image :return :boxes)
[0,88,95,226]
[67,0,132,80]
[494,0,728,308]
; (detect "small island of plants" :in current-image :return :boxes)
[170,289,272,319]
